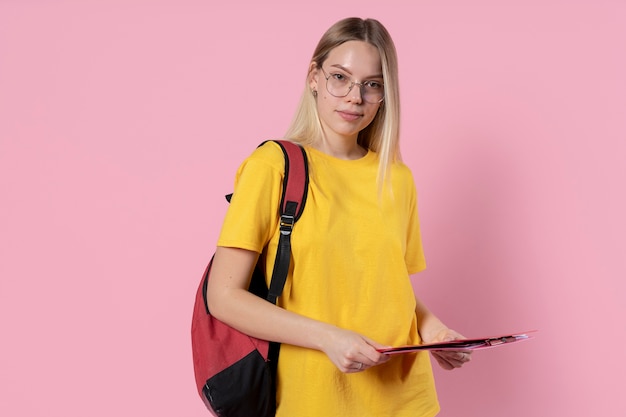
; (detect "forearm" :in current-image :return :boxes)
[414,296,448,343]
[206,246,336,351]
[415,296,472,370]
[207,247,389,374]
[212,285,336,351]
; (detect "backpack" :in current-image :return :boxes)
[191,140,309,416]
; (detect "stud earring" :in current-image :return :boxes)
[311,89,317,97]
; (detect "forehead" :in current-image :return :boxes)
[325,40,382,76]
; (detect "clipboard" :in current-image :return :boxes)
[377,331,535,355]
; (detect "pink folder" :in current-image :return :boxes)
[378,331,535,355]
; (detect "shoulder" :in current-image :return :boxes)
[390,160,416,185]
[386,160,419,204]
[238,140,289,175]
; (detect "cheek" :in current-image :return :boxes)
[316,93,337,112]
[363,106,380,124]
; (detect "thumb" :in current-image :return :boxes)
[363,336,392,350]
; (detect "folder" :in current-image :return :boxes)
[378,331,535,355]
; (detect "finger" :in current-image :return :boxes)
[442,351,471,367]
[451,350,472,364]
[361,352,390,366]
[447,353,468,367]
[348,353,375,370]
[432,353,455,370]
[341,361,366,373]
[340,353,370,372]
[362,335,392,351]
[432,350,469,370]
[360,338,391,364]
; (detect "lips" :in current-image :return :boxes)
[336,110,362,121]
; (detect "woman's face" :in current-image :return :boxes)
[309,40,383,144]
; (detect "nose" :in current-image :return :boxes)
[347,82,363,104]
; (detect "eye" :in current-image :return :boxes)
[364,80,383,89]
[331,73,348,82]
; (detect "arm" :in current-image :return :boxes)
[206,246,389,373]
[415,296,472,370]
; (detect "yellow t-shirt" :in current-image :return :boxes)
[218,141,439,417]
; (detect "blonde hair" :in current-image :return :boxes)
[285,17,402,189]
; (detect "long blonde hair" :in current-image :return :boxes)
[285,17,402,189]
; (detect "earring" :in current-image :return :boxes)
[311,89,317,97]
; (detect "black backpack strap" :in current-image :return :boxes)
[263,140,309,304]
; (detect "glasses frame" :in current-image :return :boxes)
[320,67,385,104]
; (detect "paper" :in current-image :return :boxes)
[377,331,535,355]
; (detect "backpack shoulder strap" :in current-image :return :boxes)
[263,140,309,304]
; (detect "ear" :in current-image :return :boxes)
[308,61,320,92]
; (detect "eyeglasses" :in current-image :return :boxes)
[320,67,384,104]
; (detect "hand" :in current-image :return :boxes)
[319,326,390,373]
[426,328,472,371]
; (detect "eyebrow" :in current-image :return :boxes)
[328,64,383,80]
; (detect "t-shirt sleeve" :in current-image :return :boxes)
[216,142,285,253]
[404,168,427,275]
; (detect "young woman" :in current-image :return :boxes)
[206,17,470,417]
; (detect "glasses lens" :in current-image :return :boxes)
[362,83,384,104]
[324,69,384,103]
[326,73,350,97]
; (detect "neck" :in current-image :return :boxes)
[313,135,367,160]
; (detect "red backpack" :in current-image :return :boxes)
[191,140,309,416]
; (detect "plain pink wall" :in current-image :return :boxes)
[1,1,624,416]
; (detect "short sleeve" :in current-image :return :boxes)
[216,142,286,253]
[403,169,427,275]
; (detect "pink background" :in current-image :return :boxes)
[1,1,625,416]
